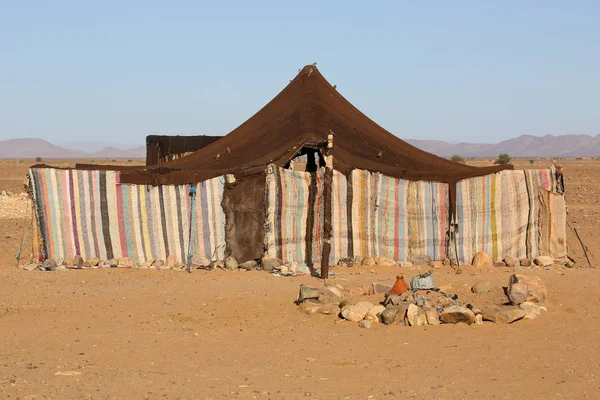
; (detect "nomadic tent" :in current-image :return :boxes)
[145,135,222,166]
[28,65,568,273]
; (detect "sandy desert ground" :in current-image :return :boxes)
[0,158,599,399]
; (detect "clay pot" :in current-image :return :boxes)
[387,275,410,295]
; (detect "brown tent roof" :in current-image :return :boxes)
[77,64,512,184]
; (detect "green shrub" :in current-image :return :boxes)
[494,153,512,165]
[450,155,465,164]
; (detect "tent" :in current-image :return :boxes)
[145,135,222,166]
[28,65,567,273]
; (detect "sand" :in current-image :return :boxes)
[1,159,598,399]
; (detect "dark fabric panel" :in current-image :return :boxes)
[99,171,114,260]
[222,174,266,263]
[145,135,222,166]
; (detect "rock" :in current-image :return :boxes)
[375,257,395,267]
[22,262,40,271]
[406,304,428,326]
[325,286,344,299]
[340,301,375,322]
[42,259,57,270]
[471,281,497,294]
[409,255,431,265]
[429,260,443,269]
[472,251,493,268]
[364,305,386,323]
[362,256,376,267]
[565,259,576,268]
[399,261,413,268]
[520,258,532,267]
[261,256,282,272]
[238,260,257,270]
[337,258,353,267]
[443,258,451,266]
[118,257,134,267]
[534,256,553,266]
[279,265,290,275]
[368,283,392,295]
[56,265,67,271]
[318,288,343,305]
[383,294,403,306]
[380,305,401,325]
[210,260,224,269]
[493,261,506,268]
[507,274,547,305]
[520,301,547,319]
[298,301,340,316]
[72,255,84,267]
[475,314,483,325]
[359,320,373,329]
[440,306,476,325]
[142,258,154,268]
[196,257,211,267]
[297,285,321,303]
[343,285,368,296]
[504,256,520,268]
[425,309,440,325]
[481,305,526,324]
[224,256,238,270]
[152,260,165,267]
[166,254,177,268]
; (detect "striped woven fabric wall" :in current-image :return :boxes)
[29,168,225,264]
[456,170,529,263]
[524,168,556,258]
[264,165,325,273]
[538,189,568,263]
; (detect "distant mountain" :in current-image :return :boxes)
[407,134,600,158]
[0,138,145,159]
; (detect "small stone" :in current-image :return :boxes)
[42,259,57,270]
[152,260,165,267]
[409,255,431,265]
[261,256,282,272]
[210,260,224,269]
[380,305,401,325]
[298,301,340,316]
[362,256,376,267]
[440,306,476,325]
[359,320,373,329]
[224,256,238,270]
[520,258,532,267]
[443,258,451,266]
[471,281,497,294]
[534,256,553,266]
[481,305,526,324]
[56,265,67,271]
[72,255,84,267]
[504,256,519,268]
[472,251,493,268]
[340,301,375,322]
[239,260,257,270]
[326,286,343,298]
[142,258,154,268]
[406,304,428,326]
[507,274,547,305]
[166,254,177,268]
[368,283,392,295]
[425,309,440,325]
[565,259,576,268]
[279,265,290,275]
[337,258,353,267]
[318,288,343,305]
[493,261,506,268]
[383,294,403,306]
[196,257,211,267]
[399,261,413,268]
[475,314,483,325]
[520,301,546,319]
[374,257,395,267]
[364,305,386,323]
[343,285,368,296]
[297,285,321,303]
[429,260,443,269]
[118,257,134,267]
[23,262,40,271]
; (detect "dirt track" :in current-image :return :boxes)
[1,159,599,399]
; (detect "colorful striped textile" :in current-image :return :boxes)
[537,189,568,264]
[524,167,556,258]
[29,168,225,264]
[264,165,325,273]
[456,170,529,263]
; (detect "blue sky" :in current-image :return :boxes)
[1,1,599,149]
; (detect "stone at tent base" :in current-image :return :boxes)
[493,261,506,268]
[142,259,155,268]
[298,301,340,316]
[239,260,257,270]
[22,262,40,271]
[224,256,238,271]
[340,301,375,322]
[429,260,443,269]
[520,258,532,267]
[520,301,547,319]
[362,256,376,267]
[84,257,100,267]
[72,255,84,267]
[534,256,553,266]
[481,305,526,324]
[399,261,413,268]
[475,314,483,325]
[409,255,431,265]
[337,258,353,267]
[443,258,451,266]
[359,320,373,329]
[343,285,368,297]
[407,304,428,326]
[364,305,386,323]
[425,309,440,325]
[472,251,493,268]
[56,265,67,271]
[565,259,576,268]
[504,256,520,268]
[166,255,177,268]
[42,259,57,270]
[326,286,343,299]
[318,288,343,305]
[375,256,395,267]
[297,285,321,303]
[152,260,165,267]
[261,256,282,272]
[210,260,224,270]
[507,274,547,305]
[196,257,211,267]
[118,257,134,267]
[441,306,476,325]
[471,281,497,294]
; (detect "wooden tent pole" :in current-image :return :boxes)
[321,133,334,279]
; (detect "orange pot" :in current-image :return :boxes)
[387,275,410,295]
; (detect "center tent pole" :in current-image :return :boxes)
[320,132,334,279]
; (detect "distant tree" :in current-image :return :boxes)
[111,159,116,163]
[529,159,535,164]
[127,159,133,163]
[495,153,512,165]
[35,157,42,162]
[450,155,465,164]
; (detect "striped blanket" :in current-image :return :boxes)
[538,189,568,264]
[524,168,556,258]
[456,170,529,263]
[29,168,225,264]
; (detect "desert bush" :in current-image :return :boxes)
[127,159,132,163]
[450,155,465,164]
[111,159,116,162]
[35,157,43,162]
[494,153,512,165]
[529,159,535,164]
